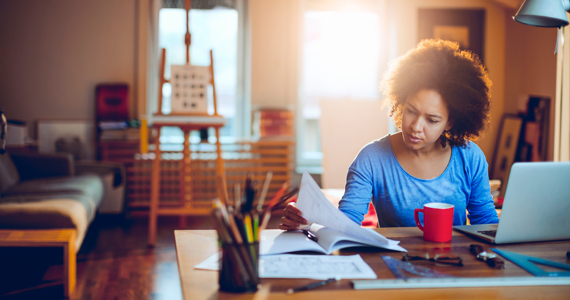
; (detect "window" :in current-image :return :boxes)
[297,3,385,170]
[158,0,246,142]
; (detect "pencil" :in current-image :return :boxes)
[259,209,272,233]
[216,175,230,206]
[256,171,272,211]
[244,213,254,243]
[267,181,290,209]
[253,213,259,241]
[234,183,241,213]
[271,191,298,211]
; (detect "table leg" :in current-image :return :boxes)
[214,127,228,202]
[63,230,76,297]
[181,129,191,226]
[149,126,162,247]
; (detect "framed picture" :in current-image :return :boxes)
[490,115,523,198]
[37,119,96,160]
[525,95,551,161]
[418,9,485,64]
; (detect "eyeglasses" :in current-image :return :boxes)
[470,244,505,269]
[402,253,463,266]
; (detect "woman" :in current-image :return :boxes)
[280,39,499,230]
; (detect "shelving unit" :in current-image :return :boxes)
[98,139,294,213]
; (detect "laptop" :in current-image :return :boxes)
[453,161,570,244]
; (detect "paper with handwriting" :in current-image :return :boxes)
[259,254,377,279]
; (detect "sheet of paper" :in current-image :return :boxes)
[194,252,221,271]
[296,170,406,252]
[259,254,377,279]
[194,252,377,280]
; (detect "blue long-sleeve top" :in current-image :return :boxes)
[338,134,499,227]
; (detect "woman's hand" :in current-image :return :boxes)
[278,202,311,231]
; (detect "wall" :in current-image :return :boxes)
[388,0,508,164]
[248,0,510,163]
[0,0,136,137]
[0,0,556,164]
[249,0,301,110]
[504,8,557,160]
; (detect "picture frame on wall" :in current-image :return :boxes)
[517,95,551,162]
[490,114,523,199]
[418,9,485,64]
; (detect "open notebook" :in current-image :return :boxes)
[260,224,404,255]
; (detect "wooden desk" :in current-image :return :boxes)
[174,228,570,299]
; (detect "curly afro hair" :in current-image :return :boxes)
[382,39,492,148]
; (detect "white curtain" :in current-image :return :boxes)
[554,26,570,162]
[136,0,161,119]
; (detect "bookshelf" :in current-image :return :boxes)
[97,139,294,214]
[252,109,294,138]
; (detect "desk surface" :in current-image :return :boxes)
[174,227,570,299]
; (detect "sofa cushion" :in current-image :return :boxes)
[0,153,20,194]
[0,174,104,222]
[10,152,74,181]
[0,199,90,251]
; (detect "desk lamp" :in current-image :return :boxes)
[514,0,570,54]
[514,0,570,27]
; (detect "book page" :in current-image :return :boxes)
[259,254,377,279]
[259,229,325,255]
[296,171,406,252]
[310,224,383,253]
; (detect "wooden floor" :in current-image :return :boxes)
[0,214,283,300]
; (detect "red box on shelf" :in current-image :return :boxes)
[96,84,129,121]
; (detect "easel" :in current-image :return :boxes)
[148,0,228,246]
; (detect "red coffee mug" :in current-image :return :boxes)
[414,203,454,242]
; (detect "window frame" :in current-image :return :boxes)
[153,0,250,141]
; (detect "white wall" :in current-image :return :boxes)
[248,0,509,163]
[0,0,136,137]
[320,100,389,188]
[249,0,301,110]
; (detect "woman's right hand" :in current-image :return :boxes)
[278,202,311,231]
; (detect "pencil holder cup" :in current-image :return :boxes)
[218,241,260,293]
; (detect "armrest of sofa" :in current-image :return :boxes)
[75,160,126,188]
[9,152,74,181]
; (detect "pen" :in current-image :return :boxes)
[286,277,338,294]
[302,229,318,243]
[242,173,256,212]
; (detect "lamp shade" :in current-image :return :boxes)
[514,0,570,27]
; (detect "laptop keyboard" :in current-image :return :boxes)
[478,230,497,237]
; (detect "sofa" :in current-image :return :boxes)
[0,151,105,250]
